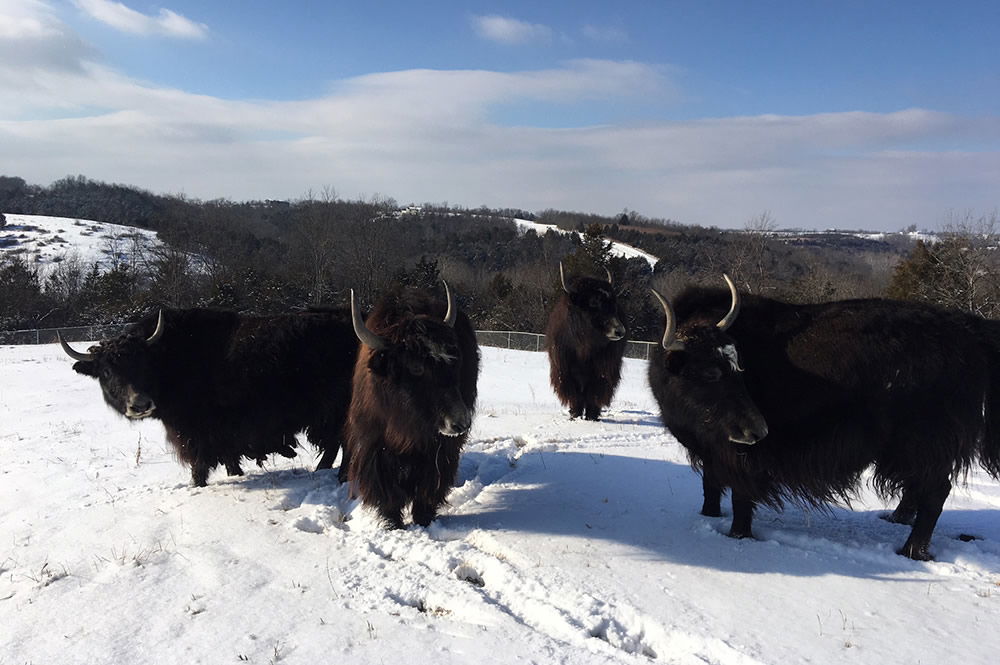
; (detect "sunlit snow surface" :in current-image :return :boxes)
[1,344,998,664]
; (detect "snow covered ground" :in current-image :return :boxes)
[0,213,161,270]
[2,343,998,664]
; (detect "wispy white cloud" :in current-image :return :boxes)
[74,0,207,39]
[1,1,996,231]
[472,14,551,45]
[0,0,94,74]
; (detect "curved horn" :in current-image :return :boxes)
[651,289,684,351]
[350,289,387,351]
[604,266,613,285]
[145,310,166,346]
[559,261,571,294]
[442,281,457,327]
[716,274,741,331]
[57,332,94,362]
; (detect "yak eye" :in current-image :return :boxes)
[701,367,723,382]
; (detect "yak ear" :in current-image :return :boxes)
[665,349,688,374]
[72,360,99,377]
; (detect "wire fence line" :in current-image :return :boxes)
[1,325,658,360]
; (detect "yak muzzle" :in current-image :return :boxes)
[728,420,768,446]
[125,388,156,419]
[439,407,472,437]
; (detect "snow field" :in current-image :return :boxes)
[1,343,999,664]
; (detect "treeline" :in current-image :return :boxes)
[3,175,999,338]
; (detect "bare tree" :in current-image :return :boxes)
[729,211,778,294]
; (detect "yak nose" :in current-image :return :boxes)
[607,320,626,341]
[440,410,472,437]
[730,420,768,446]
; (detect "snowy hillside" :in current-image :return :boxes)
[1,344,998,664]
[0,213,161,270]
[512,218,660,268]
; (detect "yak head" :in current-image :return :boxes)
[59,311,166,420]
[351,284,473,438]
[650,276,768,447]
[559,262,627,343]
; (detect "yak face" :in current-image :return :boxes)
[59,313,165,420]
[570,281,627,342]
[368,319,472,437]
[558,262,626,344]
[352,285,473,438]
[657,327,768,447]
[650,277,768,448]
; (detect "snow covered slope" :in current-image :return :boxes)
[513,218,659,268]
[1,344,998,664]
[0,213,160,270]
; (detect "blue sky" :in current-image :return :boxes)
[1,0,998,230]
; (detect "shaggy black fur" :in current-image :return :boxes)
[344,286,480,528]
[545,272,627,420]
[66,307,358,486]
[648,285,1000,560]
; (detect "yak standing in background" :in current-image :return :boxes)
[344,283,480,528]
[60,308,358,486]
[647,275,1000,560]
[545,262,627,421]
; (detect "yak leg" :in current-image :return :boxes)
[336,446,351,483]
[412,443,461,527]
[224,458,244,477]
[411,500,438,527]
[728,493,755,539]
[897,479,951,561]
[190,460,211,487]
[315,443,339,471]
[583,403,602,421]
[700,464,723,517]
[884,485,918,525]
[566,366,587,419]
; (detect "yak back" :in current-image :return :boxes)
[130,307,358,438]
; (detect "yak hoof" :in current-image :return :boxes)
[701,506,723,518]
[727,527,753,540]
[897,542,934,561]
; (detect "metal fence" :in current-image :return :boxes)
[2,324,658,360]
[475,330,657,360]
[0,324,131,345]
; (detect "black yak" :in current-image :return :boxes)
[60,307,358,486]
[647,275,1000,560]
[545,262,627,420]
[344,283,480,528]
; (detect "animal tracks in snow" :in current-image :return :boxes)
[251,430,749,664]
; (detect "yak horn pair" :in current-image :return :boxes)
[58,310,166,361]
[559,261,613,294]
[351,282,457,351]
[652,274,740,351]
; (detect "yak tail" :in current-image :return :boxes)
[982,371,1000,478]
[980,324,1000,478]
